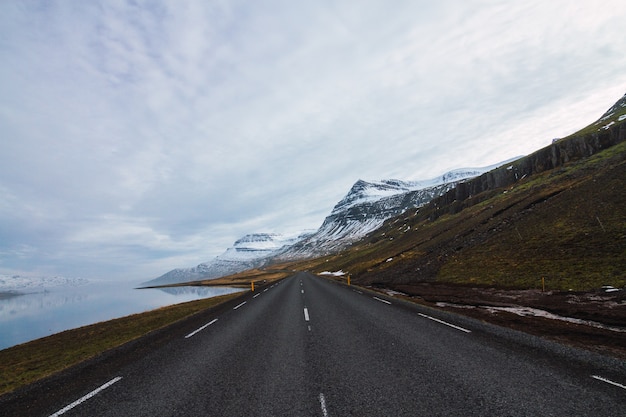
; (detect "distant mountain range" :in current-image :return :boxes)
[143,162,515,286]
[0,274,89,294]
[146,93,625,288]
[142,232,310,286]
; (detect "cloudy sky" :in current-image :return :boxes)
[1,1,625,282]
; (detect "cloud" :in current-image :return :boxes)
[1,0,625,281]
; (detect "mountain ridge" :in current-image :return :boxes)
[142,232,308,286]
[145,164,512,285]
[296,92,626,292]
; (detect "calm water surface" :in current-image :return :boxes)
[0,281,242,350]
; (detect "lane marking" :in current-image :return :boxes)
[353,290,363,294]
[48,376,122,417]
[263,288,268,292]
[301,289,304,294]
[185,318,218,339]
[304,307,310,322]
[253,293,260,298]
[592,375,626,390]
[233,301,247,310]
[418,313,471,333]
[319,393,329,417]
[373,296,392,305]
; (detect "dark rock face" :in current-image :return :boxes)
[429,121,626,218]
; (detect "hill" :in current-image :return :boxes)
[300,94,626,292]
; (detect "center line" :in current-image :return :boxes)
[253,293,260,298]
[418,313,471,333]
[304,307,310,321]
[233,301,247,310]
[301,289,304,294]
[48,376,122,417]
[319,393,329,417]
[185,318,218,338]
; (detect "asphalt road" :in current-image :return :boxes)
[2,272,626,416]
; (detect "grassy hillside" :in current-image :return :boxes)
[293,106,626,292]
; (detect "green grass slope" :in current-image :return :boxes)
[305,96,626,291]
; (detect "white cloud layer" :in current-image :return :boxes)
[1,0,625,281]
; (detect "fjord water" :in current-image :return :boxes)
[0,281,242,351]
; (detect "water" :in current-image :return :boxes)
[0,281,242,351]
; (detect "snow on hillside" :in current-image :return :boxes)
[277,160,519,260]
[142,231,312,286]
[0,274,89,293]
[332,161,517,215]
[219,233,304,261]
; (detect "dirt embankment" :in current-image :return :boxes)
[377,282,626,360]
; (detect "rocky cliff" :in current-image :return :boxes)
[428,94,626,219]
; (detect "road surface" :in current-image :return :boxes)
[2,272,625,416]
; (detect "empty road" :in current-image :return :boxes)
[3,272,625,416]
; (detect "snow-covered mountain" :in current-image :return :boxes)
[146,160,518,285]
[142,232,311,286]
[276,162,516,260]
[0,274,89,294]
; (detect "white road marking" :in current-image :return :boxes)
[185,319,218,339]
[48,376,122,417]
[353,290,363,294]
[304,307,310,321]
[233,301,247,310]
[592,375,626,390]
[319,392,329,417]
[263,288,268,292]
[373,296,392,305]
[418,313,471,333]
[301,289,304,294]
[253,293,260,298]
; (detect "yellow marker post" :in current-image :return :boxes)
[251,281,255,292]
[347,275,351,286]
[541,277,545,292]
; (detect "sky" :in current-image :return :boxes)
[1,0,625,283]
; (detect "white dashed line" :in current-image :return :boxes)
[373,296,392,305]
[418,313,471,333]
[304,308,310,322]
[48,376,122,417]
[319,393,329,417]
[253,293,260,298]
[263,288,268,292]
[185,318,218,339]
[301,289,304,294]
[592,375,626,390]
[233,301,247,310]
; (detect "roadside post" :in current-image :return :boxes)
[251,281,255,292]
[347,275,351,286]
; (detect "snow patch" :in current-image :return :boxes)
[319,270,346,276]
[0,274,89,293]
[436,302,625,333]
[600,121,615,130]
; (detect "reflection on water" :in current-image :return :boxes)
[0,282,242,351]
[155,286,238,296]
